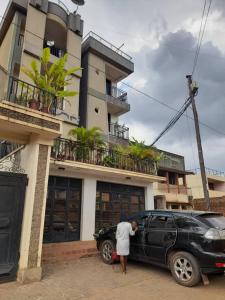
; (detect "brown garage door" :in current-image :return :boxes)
[95,182,145,231]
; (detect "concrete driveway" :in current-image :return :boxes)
[0,257,224,300]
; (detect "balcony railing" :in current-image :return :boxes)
[83,31,132,61]
[109,123,129,140]
[8,76,62,115]
[43,41,66,58]
[0,140,19,160]
[51,138,156,175]
[109,86,128,103]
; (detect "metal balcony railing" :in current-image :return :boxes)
[109,86,128,103]
[83,31,132,61]
[52,138,156,175]
[0,140,19,160]
[8,76,62,115]
[44,41,66,58]
[109,123,129,140]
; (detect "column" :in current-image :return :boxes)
[145,183,154,210]
[17,139,51,283]
[80,178,97,241]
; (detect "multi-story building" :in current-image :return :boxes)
[154,150,192,210]
[0,0,164,283]
[187,168,225,200]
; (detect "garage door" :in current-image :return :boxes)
[44,176,82,243]
[96,182,145,231]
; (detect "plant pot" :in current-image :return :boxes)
[29,100,40,110]
[41,106,49,114]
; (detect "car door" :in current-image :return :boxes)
[130,216,148,260]
[144,213,177,264]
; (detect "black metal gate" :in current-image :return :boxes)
[44,176,82,243]
[0,172,26,282]
[96,182,145,231]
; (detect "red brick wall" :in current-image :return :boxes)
[193,197,225,216]
[42,241,99,263]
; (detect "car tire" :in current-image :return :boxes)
[170,251,201,287]
[100,240,115,265]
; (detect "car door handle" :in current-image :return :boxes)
[0,218,10,229]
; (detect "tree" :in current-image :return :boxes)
[22,48,81,111]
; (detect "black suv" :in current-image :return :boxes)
[94,210,225,287]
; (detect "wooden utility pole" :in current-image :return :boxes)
[186,75,211,210]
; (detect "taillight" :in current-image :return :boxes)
[215,263,225,268]
[204,228,225,240]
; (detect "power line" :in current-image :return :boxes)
[1,13,224,140]
[192,0,207,75]
[192,0,213,75]
[150,96,192,146]
[121,82,225,138]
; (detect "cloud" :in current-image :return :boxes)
[121,29,225,170]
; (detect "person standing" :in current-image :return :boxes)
[116,218,138,274]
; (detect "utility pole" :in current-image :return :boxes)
[186,75,211,210]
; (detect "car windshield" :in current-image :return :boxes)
[198,214,225,230]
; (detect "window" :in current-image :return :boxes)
[106,79,112,96]
[198,214,225,230]
[175,217,199,229]
[171,204,179,210]
[150,215,175,229]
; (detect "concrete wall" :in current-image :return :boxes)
[0,14,16,71]
[187,174,225,199]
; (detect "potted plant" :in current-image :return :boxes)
[22,48,81,114]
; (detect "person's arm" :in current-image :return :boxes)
[116,225,119,240]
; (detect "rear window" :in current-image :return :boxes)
[198,214,225,230]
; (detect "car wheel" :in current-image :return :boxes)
[170,251,201,287]
[100,240,115,264]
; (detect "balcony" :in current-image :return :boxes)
[43,41,66,58]
[108,122,129,145]
[7,76,62,116]
[106,86,130,115]
[51,138,156,176]
[82,31,134,76]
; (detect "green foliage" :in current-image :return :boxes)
[22,48,81,109]
[68,126,105,148]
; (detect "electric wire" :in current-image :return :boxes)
[150,96,192,146]
[192,0,213,75]
[0,13,224,139]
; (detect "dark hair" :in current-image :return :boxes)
[120,213,128,222]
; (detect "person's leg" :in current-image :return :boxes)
[124,256,128,274]
[120,255,125,273]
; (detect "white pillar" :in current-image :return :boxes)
[145,183,154,210]
[80,178,97,241]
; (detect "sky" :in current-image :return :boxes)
[1,0,225,172]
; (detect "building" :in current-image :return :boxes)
[154,150,192,210]
[186,168,225,200]
[0,0,164,283]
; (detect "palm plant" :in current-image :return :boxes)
[22,48,81,112]
[68,127,106,162]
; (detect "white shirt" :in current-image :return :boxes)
[116,222,135,256]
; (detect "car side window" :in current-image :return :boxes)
[175,217,199,229]
[150,215,175,229]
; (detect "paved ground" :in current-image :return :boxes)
[0,257,224,300]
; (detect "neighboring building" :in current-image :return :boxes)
[187,168,225,200]
[154,150,192,210]
[0,0,164,283]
